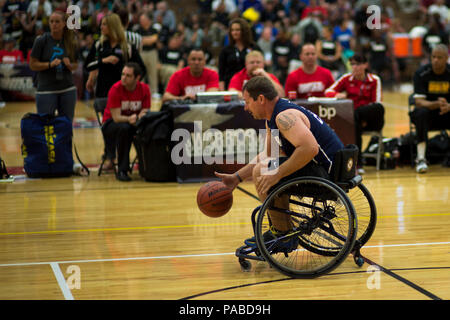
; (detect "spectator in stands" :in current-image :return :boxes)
[228,50,284,98]
[366,29,399,87]
[135,12,160,97]
[271,26,292,85]
[3,0,27,43]
[409,44,450,173]
[158,32,185,91]
[427,0,448,26]
[300,0,328,20]
[316,25,346,79]
[27,0,52,21]
[285,43,335,99]
[218,17,260,90]
[102,62,150,182]
[0,34,24,64]
[422,13,449,59]
[325,53,384,174]
[256,26,274,72]
[76,0,95,16]
[29,10,79,121]
[333,15,355,62]
[183,13,206,49]
[154,1,176,33]
[85,13,147,99]
[259,0,285,24]
[162,48,219,103]
[294,10,323,45]
[212,0,238,16]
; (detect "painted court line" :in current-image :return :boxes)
[0,241,448,268]
[0,212,448,237]
[50,262,74,300]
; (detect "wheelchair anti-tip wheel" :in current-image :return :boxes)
[255,177,357,278]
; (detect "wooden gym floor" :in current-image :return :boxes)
[0,92,449,300]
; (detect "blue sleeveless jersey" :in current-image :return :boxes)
[267,98,344,173]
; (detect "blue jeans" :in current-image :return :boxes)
[35,87,77,121]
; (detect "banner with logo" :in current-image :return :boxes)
[168,101,266,183]
[0,64,35,101]
[168,99,355,183]
[294,98,355,146]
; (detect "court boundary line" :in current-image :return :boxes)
[50,262,74,300]
[180,266,450,300]
[361,256,442,300]
[0,241,448,268]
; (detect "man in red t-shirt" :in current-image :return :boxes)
[285,43,334,99]
[103,62,151,181]
[162,48,219,103]
[0,37,24,64]
[228,50,284,98]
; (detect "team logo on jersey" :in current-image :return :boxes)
[347,157,354,172]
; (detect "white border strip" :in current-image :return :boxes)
[50,262,74,300]
[0,241,449,268]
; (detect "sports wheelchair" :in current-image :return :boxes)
[236,145,377,278]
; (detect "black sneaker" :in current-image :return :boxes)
[245,226,299,253]
[116,171,131,182]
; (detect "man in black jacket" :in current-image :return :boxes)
[409,44,450,173]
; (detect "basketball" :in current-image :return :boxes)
[197,181,233,218]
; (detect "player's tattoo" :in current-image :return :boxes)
[277,113,296,131]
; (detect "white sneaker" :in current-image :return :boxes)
[357,167,365,175]
[416,159,428,173]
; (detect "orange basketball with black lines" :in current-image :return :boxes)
[197,181,233,218]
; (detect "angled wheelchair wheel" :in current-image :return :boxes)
[347,183,377,247]
[255,177,357,278]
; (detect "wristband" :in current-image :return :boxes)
[235,172,243,182]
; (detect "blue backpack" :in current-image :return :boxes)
[21,113,74,178]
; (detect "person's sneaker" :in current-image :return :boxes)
[116,171,131,181]
[244,226,299,253]
[357,167,365,175]
[416,159,428,173]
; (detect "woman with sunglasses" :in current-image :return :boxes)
[325,54,385,174]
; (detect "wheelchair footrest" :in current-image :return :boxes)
[235,245,265,262]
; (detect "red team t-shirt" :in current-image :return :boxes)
[103,81,151,123]
[228,68,281,91]
[0,50,24,64]
[284,66,334,99]
[325,72,382,109]
[165,67,219,96]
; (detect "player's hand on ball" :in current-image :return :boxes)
[214,171,239,191]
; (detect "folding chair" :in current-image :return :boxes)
[361,130,384,171]
[93,98,138,177]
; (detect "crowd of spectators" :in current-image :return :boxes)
[0,0,449,98]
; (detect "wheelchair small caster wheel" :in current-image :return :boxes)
[239,259,252,272]
[354,256,364,267]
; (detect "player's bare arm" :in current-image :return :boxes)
[274,109,319,180]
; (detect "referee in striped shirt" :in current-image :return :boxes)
[117,8,142,53]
